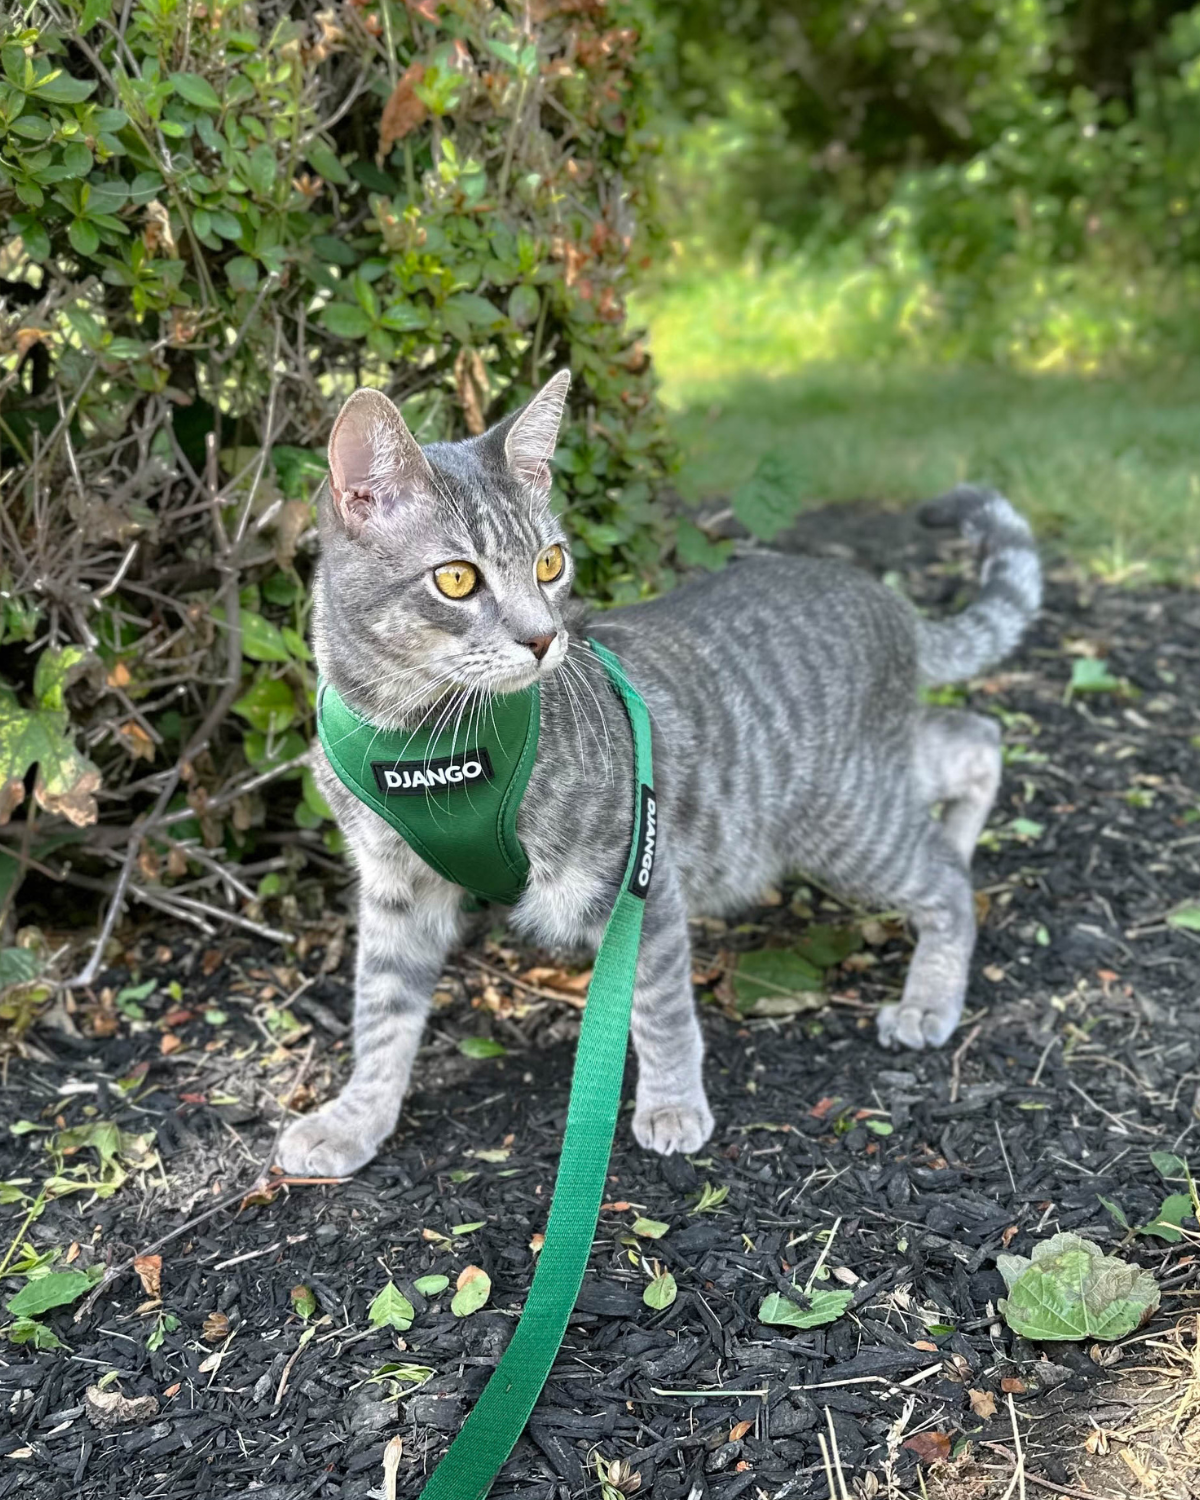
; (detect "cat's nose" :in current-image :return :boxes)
[525,632,556,662]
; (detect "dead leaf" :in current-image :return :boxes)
[454,347,489,435]
[0,776,26,824]
[378,63,427,162]
[15,327,47,358]
[142,200,177,258]
[456,1264,486,1291]
[201,1308,228,1344]
[167,846,189,877]
[163,1382,181,1398]
[201,948,224,976]
[529,1233,545,1254]
[84,1385,160,1428]
[729,1419,753,1441]
[968,1388,997,1419]
[116,721,156,761]
[1001,1224,1019,1247]
[272,499,312,568]
[240,1182,281,1209]
[1001,1376,1026,1395]
[808,1096,838,1120]
[405,0,439,19]
[133,1254,162,1298]
[160,1032,183,1055]
[522,965,592,996]
[35,763,101,826]
[382,1434,404,1500]
[902,1431,952,1463]
[913,1339,939,1352]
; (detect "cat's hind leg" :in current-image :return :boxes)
[630,860,714,1156]
[915,707,1001,866]
[874,826,977,1050]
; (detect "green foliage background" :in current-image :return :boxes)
[0,0,674,945]
[655,0,1200,368]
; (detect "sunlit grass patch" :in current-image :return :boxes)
[636,261,1200,575]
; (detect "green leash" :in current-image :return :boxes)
[317,639,655,1500]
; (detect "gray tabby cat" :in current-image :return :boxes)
[278,372,1041,1178]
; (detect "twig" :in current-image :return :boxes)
[949,1021,982,1104]
[995,1117,1018,1195]
[1067,1079,1160,1137]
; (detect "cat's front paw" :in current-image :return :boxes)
[876,994,963,1050]
[633,1096,714,1157]
[277,1106,383,1178]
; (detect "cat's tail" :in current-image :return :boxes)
[914,486,1041,685]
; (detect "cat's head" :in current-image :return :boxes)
[315,371,575,725]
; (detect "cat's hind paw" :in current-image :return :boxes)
[633,1097,714,1157]
[277,1107,382,1178]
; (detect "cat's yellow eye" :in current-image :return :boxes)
[537,544,565,584]
[434,561,478,599]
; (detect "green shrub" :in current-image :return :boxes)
[0,0,675,938]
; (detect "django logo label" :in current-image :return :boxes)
[371,748,495,796]
[628,786,657,899]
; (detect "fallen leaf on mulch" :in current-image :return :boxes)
[903,1431,952,1462]
[451,1265,491,1317]
[968,1388,997,1418]
[521,965,592,997]
[1001,1377,1026,1394]
[133,1254,161,1298]
[202,1311,229,1343]
[378,63,426,161]
[382,1434,404,1500]
[730,1420,753,1441]
[85,1385,159,1428]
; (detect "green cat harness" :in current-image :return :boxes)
[316,639,656,1500]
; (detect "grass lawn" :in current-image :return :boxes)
[635,262,1200,579]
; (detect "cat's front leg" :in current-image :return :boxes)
[630,861,714,1156]
[278,880,461,1177]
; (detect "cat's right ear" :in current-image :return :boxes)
[327,388,434,538]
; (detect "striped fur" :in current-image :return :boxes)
[278,387,1041,1177]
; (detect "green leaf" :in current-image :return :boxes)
[413,1274,449,1297]
[320,302,373,338]
[450,1268,491,1317]
[758,1287,853,1329]
[451,1221,485,1235]
[7,1269,94,1316]
[32,72,96,104]
[1167,906,1200,932]
[282,627,312,663]
[239,611,291,663]
[732,948,824,1016]
[226,255,259,293]
[1151,1152,1188,1179]
[731,452,802,540]
[0,948,42,989]
[690,1181,729,1215]
[367,1281,415,1331]
[0,687,99,824]
[643,1271,677,1310]
[1066,658,1124,698]
[80,0,113,32]
[795,924,863,969]
[631,1217,669,1239]
[34,645,88,711]
[459,1036,506,1059]
[244,143,276,197]
[445,291,503,327]
[60,142,94,178]
[290,1284,317,1320]
[305,141,349,185]
[11,116,53,142]
[1140,1193,1193,1244]
[865,1119,893,1136]
[675,519,732,572]
[997,1232,1160,1342]
[68,218,100,257]
[171,72,222,111]
[12,213,50,262]
[1097,1194,1130,1231]
[507,284,540,328]
[231,678,295,734]
[7,1316,63,1349]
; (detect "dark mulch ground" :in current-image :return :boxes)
[3,507,1200,1500]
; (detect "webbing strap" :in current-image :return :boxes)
[418,637,655,1500]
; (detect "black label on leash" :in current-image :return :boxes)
[628,785,657,899]
[372,747,495,796]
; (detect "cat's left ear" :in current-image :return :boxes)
[503,369,571,497]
